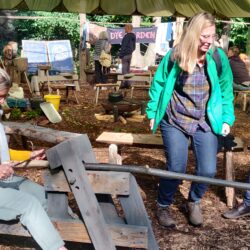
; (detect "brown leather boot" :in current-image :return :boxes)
[186,202,203,226]
[156,205,176,227]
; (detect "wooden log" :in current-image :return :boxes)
[94,114,114,122]
[118,115,127,124]
[4,121,81,144]
[126,116,145,123]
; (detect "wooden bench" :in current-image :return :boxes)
[0,134,159,249]
[96,132,250,208]
[117,73,152,98]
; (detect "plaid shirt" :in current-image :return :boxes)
[166,64,211,135]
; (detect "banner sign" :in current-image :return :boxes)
[107,27,157,44]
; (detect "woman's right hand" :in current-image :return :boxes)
[0,163,14,180]
[150,119,155,130]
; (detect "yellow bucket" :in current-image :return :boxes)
[9,149,31,161]
[44,95,61,111]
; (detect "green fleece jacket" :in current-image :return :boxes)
[146,48,235,135]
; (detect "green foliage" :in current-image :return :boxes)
[229,18,249,51]
[10,108,22,120]
[24,109,42,120]
[14,11,80,52]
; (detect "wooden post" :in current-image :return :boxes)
[79,13,87,84]
[224,150,235,208]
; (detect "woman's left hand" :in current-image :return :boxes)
[222,123,230,137]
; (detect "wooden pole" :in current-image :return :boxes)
[79,13,87,84]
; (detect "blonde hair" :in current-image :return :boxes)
[173,12,216,73]
[99,31,109,40]
[0,68,11,90]
[125,24,133,32]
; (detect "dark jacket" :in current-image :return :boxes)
[119,32,136,58]
[229,55,250,84]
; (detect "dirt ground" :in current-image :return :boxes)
[1,83,250,250]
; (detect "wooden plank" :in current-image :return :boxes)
[87,171,130,196]
[49,139,116,250]
[44,170,71,192]
[45,169,130,196]
[96,132,163,146]
[117,75,151,83]
[96,132,245,152]
[119,175,159,250]
[46,134,97,169]
[0,220,148,248]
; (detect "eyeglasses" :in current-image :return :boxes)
[200,34,218,41]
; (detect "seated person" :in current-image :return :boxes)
[223,172,250,219]
[0,68,67,250]
[227,46,250,90]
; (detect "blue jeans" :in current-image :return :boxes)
[243,172,250,206]
[158,118,219,206]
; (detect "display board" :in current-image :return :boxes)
[21,40,48,73]
[22,40,74,74]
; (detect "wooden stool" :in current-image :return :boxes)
[234,90,250,111]
[64,83,79,104]
[94,83,120,105]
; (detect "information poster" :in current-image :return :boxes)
[22,40,74,74]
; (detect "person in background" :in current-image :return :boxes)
[0,68,67,250]
[227,46,250,90]
[223,172,250,218]
[119,24,136,88]
[146,12,235,227]
[94,31,111,84]
[239,53,250,73]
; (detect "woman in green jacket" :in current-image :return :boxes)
[146,12,235,227]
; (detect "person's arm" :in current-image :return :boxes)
[146,51,172,121]
[217,48,235,127]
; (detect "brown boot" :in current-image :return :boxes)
[156,205,176,227]
[186,202,203,226]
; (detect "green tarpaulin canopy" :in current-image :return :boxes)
[0,0,249,17]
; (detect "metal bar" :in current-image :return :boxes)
[84,163,250,190]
